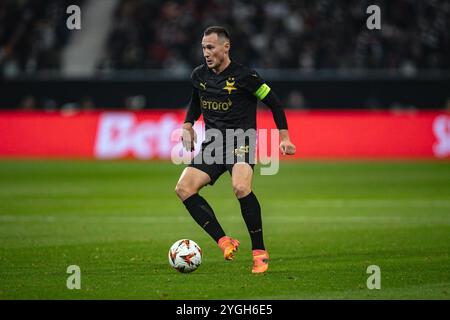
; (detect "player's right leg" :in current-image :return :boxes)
[175,167,231,253]
[175,166,210,202]
[175,166,239,260]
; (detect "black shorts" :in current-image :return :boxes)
[188,140,256,185]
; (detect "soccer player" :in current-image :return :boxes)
[175,26,296,273]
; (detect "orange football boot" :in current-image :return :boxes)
[218,236,240,260]
[252,249,269,274]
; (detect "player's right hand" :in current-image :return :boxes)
[181,125,197,152]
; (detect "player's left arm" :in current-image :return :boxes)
[252,80,296,156]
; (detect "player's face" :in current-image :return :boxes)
[202,33,229,70]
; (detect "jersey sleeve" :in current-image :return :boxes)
[240,70,271,101]
[241,69,288,130]
[184,70,201,124]
[261,91,288,130]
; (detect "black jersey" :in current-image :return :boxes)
[185,61,273,132]
[184,61,289,171]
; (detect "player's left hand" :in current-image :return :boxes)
[280,140,296,155]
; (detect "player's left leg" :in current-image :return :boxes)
[231,163,269,273]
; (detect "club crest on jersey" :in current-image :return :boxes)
[223,77,237,94]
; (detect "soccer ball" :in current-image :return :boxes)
[168,239,202,273]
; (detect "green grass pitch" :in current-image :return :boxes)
[0,159,449,299]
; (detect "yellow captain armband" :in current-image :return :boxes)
[254,83,271,100]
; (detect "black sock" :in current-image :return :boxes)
[183,193,226,243]
[238,192,265,250]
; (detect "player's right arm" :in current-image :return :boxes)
[182,85,200,151]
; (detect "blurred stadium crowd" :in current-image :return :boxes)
[1,0,449,111]
[0,0,84,75]
[1,0,449,75]
[99,0,450,73]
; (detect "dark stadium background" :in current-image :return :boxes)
[1,0,449,111]
[0,0,449,301]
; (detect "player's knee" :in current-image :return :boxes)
[233,183,251,198]
[175,182,196,201]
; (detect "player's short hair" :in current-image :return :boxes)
[203,26,230,42]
